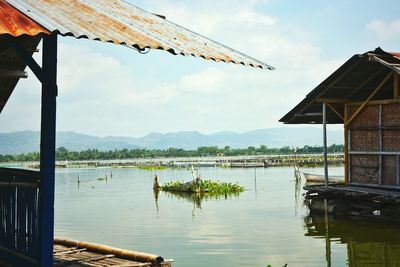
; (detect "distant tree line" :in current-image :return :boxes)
[0,144,344,162]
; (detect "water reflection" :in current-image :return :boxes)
[155,189,243,220]
[305,211,400,267]
[153,188,159,213]
[294,179,302,217]
[56,166,350,267]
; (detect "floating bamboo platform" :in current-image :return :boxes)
[53,238,172,267]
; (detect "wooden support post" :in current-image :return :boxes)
[344,104,349,185]
[323,102,329,188]
[395,72,399,99]
[38,34,58,267]
[346,73,392,127]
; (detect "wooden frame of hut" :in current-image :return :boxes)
[0,1,273,266]
[280,48,400,213]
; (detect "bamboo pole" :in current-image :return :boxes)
[54,238,164,263]
[323,102,329,188]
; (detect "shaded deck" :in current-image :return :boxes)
[305,184,400,221]
[305,184,400,201]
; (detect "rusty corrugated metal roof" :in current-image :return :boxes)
[0,0,49,37]
[5,0,274,70]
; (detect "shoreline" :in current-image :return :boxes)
[1,153,344,170]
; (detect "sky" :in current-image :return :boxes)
[1,0,400,137]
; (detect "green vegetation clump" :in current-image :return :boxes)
[137,165,167,170]
[160,179,244,196]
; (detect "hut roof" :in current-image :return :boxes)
[280,48,400,124]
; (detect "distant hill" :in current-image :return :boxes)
[0,127,343,154]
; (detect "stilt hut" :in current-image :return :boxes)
[280,48,400,216]
[0,1,274,266]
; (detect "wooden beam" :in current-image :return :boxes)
[394,72,399,99]
[326,103,344,120]
[347,98,400,106]
[6,35,44,83]
[345,72,392,127]
[316,98,349,104]
[370,55,400,74]
[0,69,27,78]
[0,181,38,188]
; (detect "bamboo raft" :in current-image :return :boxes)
[53,238,172,267]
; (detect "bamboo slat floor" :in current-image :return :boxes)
[53,240,172,267]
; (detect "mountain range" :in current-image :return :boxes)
[0,127,343,154]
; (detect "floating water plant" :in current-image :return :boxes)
[159,179,245,196]
[138,165,167,170]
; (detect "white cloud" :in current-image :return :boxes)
[1,0,345,137]
[366,19,400,40]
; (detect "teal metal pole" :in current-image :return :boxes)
[39,34,58,267]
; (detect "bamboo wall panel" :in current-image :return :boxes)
[382,155,397,185]
[382,103,400,126]
[383,130,400,151]
[348,105,379,128]
[348,103,400,186]
[351,130,379,151]
[350,155,379,184]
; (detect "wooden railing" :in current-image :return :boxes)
[0,167,40,266]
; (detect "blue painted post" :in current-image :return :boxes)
[39,34,58,267]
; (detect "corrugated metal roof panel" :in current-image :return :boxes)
[0,0,49,37]
[6,0,274,70]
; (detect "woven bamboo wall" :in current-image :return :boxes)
[348,103,400,186]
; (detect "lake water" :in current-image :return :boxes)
[54,166,400,267]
